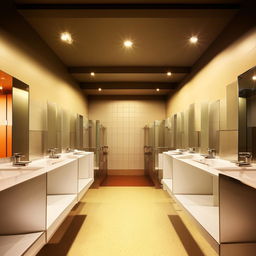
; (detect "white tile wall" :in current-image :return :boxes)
[88,98,166,170]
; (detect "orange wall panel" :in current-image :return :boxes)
[7,94,12,156]
[0,95,7,157]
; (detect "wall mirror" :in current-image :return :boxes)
[238,66,256,161]
[0,70,29,159]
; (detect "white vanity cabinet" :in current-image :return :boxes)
[77,153,94,201]
[162,153,256,256]
[0,174,47,256]
[0,151,94,255]
[46,158,78,241]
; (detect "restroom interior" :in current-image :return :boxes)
[0,0,256,256]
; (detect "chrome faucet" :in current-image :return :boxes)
[238,152,252,166]
[48,148,60,159]
[66,147,73,153]
[12,153,31,166]
[205,148,216,159]
[188,147,196,153]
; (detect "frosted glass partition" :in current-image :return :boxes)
[70,113,76,149]
[176,112,184,149]
[164,118,172,148]
[188,103,196,147]
[47,102,57,150]
[183,109,189,148]
[209,100,220,153]
[56,106,62,152]
[62,110,70,150]
[83,117,89,149]
[170,115,176,149]
[76,114,83,150]
[201,102,210,154]
[47,103,64,153]
[148,123,154,147]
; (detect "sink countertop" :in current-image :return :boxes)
[176,156,256,189]
[217,167,256,189]
[0,152,92,192]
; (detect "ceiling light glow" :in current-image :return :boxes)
[60,32,73,44]
[90,72,95,77]
[124,40,133,48]
[252,75,256,81]
[190,36,198,44]
[156,88,160,92]
[0,86,3,90]
[98,88,102,91]
[167,72,172,76]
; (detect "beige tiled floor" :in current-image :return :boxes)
[40,187,218,256]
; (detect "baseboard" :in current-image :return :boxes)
[107,169,144,176]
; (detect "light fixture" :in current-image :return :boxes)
[190,36,198,44]
[252,75,256,81]
[1,77,5,80]
[167,72,172,76]
[98,88,102,91]
[60,32,73,44]
[0,86,3,90]
[90,72,95,77]
[156,88,160,92]
[124,40,133,48]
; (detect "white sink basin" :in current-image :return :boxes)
[45,159,65,165]
[193,158,235,168]
[0,168,42,180]
[176,155,194,159]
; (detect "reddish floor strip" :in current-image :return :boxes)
[101,175,154,186]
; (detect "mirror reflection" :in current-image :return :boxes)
[238,66,256,161]
[0,70,29,159]
[0,71,12,158]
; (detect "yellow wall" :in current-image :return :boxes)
[0,3,88,118]
[166,28,256,116]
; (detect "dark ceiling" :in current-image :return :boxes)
[15,0,242,95]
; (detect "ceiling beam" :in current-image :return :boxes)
[17,4,240,18]
[69,66,191,74]
[16,3,240,10]
[79,82,178,90]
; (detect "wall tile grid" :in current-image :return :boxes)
[89,99,165,170]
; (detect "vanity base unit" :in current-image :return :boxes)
[162,178,173,195]
[46,194,78,242]
[0,232,45,256]
[162,152,256,256]
[78,178,94,201]
[0,152,94,256]
[173,194,220,253]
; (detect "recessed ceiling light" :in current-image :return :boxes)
[60,32,73,44]
[0,86,3,90]
[98,88,102,91]
[90,72,95,77]
[156,88,160,92]
[190,36,198,44]
[167,72,172,76]
[124,40,133,48]
[1,77,5,80]
[252,75,256,81]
